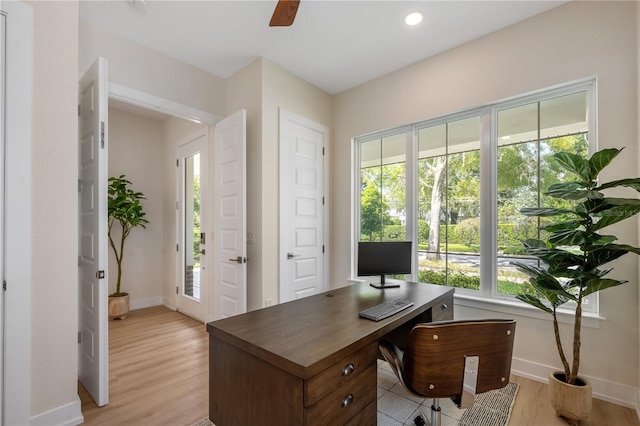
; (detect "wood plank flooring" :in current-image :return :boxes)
[79,306,639,426]
[79,306,209,426]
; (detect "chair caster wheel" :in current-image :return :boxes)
[414,415,427,426]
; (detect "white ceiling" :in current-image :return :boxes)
[80,0,565,97]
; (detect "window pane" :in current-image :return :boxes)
[417,116,480,291]
[497,92,589,298]
[498,103,538,145]
[360,134,406,243]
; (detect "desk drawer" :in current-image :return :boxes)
[433,296,453,321]
[305,342,378,407]
[305,364,377,426]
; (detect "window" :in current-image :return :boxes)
[354,81,595,311]
[416,115,481,291]
[359,130,409,281]
[359,131,407,243]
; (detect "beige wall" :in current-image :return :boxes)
[260,60,333,306]
[108,108,165,307]
[333,1,638,400]
[29,0,80,418]
[224,59,333,309]
[79,21,226,118]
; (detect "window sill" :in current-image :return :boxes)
[453,292,605,329]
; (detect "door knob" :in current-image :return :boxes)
[228,256,243,264]
[200,249,206,255]
[287,252,300,259]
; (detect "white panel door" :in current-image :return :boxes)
[78,57,109,406]
[213,109,246,318]
[279,110,328,303]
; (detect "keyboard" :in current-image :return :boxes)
[359,299,414,321]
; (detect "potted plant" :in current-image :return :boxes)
[513,148,640,423]
[107,175,149,319]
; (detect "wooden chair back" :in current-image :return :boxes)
[401,319,516,399]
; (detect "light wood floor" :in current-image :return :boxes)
[79,306,639,426]
[79,306,209,426]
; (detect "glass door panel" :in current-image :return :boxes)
[184,152,201,300]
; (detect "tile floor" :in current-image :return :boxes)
[377,360,464,426]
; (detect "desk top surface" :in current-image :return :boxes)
[207,281,453,378]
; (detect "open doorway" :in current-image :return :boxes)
[107,99,208,317]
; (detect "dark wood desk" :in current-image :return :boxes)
[207,281,454,425]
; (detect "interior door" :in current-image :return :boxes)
[213,109,247,319]
[279,110,328,303]
[78,57,109,406]
[176,130,209,322]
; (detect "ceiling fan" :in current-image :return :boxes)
[269,0,301,27]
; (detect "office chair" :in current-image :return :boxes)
[379,319,516,426]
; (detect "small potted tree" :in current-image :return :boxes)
[513,148,640,424]
[108,175,149,319]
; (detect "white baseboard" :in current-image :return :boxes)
[511,356,638,409]
[130,296,163,310]
[30,395,83,426]
[162,296,176,311]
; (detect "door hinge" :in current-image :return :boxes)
[176,201,179,210]
[96,270,105,279]
[322,245,325,253]
[176,286,179,295]
[176,159,179,167]
[78,331,82,344]
[176,244,179,252]
[100,122,105,149]
[322,196,325,205]
[77,104,81,117]
[3,280,6,291]
[322,147,325,155]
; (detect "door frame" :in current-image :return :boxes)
[74,81,221,400]
[3,2,33,424]
[278,109,330,302]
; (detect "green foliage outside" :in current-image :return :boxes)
[192,175,201,265]
[359,133,589,301]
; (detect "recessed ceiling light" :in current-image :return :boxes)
[405,12,424,26]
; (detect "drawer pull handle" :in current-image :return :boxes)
[441,303,447,310]
[341,394,354,408]
[342,363,355,376]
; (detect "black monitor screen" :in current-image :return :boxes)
[357,241,412,279]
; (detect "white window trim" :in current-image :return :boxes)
[454,292,604,329]
[352,78,599,315]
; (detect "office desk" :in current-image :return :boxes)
[207,281,454,425]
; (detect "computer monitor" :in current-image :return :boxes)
[358,241,412,289]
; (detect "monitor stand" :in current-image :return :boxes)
[369,274,400,289]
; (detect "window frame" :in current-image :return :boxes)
[353,78,598,314]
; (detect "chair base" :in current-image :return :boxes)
[414,399,441,426]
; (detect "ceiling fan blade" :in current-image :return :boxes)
[269,0,300,27]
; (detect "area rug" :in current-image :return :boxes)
[438,382,519,426]
[192,382,519,426]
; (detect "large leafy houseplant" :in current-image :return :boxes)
[513,148,640,387]
[108,175,149,297]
